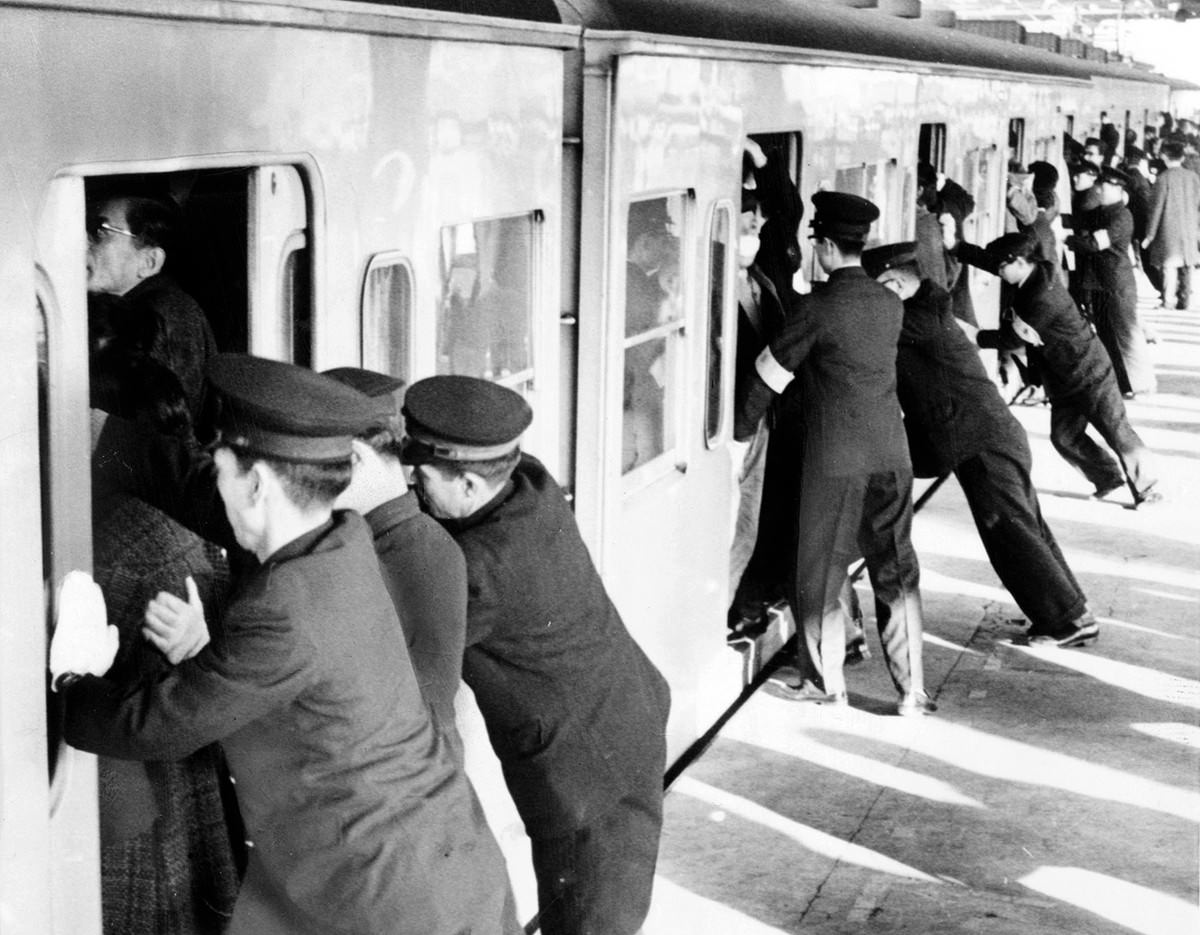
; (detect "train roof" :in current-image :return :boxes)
[362,0,1176,86]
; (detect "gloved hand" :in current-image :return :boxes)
[50,570,118,690]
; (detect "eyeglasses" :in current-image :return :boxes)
[86,219,137,245]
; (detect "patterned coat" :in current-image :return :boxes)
[92,490,239,935]
[66,512,512,935]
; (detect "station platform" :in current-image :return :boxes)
[647,296,1200,934]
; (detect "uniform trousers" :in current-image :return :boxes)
[792,468,925,699]
[954,447,1088,637]
[530,791,662,935]
[1048,383,1157,499]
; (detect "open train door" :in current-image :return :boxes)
[9,174,105,935]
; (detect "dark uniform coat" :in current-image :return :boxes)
[65,512,512,935]
[365,492,468,760]
[439,454,671,839]
[1068,202,1147,395]
[959,247,1116,403]
[895,281,1024,477]
[739,266,910,476]
[894,281,1088,635]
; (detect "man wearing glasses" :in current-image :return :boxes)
[87,192,217,432]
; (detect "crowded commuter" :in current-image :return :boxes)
[86,193,218,431]
[89,349,240,935]
[401,375,671,935]
[56,354,518,935]
[737,191,933,716]
[957,233,1163,508]
[863,242,1099,649]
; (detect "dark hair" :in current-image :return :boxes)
[1084,137,1103,151]
[359,413,405,463]
[123,195,181,254]
[433,448,521,486]
[90,344,192,441]
[1161,140,1185,161]
[826,234,865,258]
[226,443,353,510]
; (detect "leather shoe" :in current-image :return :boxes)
[1029,618,1099,649]
[1092,480,1124,501]
[896,692,937,716]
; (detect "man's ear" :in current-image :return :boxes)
[137,245,167,281]
[247,461,271,504]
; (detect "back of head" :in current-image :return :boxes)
[809,190,879,256]
[208,354,378,509]
[1161,140,1185,163]
[400,375,530,484]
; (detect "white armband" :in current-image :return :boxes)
[755,346,794,394]
[1093,228,1111,251]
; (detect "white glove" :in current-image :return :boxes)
[143,576,211,665]
[49,570,118,689]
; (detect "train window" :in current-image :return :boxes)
[919,123,947,172]
[833,164,886,245]
[438,212,539,393]
[362,253,414,382]
[623,194,685,475]
[280,231,312,368]
[704,203,732,446]
[1065,114,1075,140]
[1008,119,1026,168]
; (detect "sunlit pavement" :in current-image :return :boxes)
[651,289,1200,934]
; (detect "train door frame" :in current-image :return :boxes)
[23,152,325,935]
[79,154,324,365]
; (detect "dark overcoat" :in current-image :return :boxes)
[365,492,468,759]
[964,252,1117,404]
[439,455,671,839]
[738,266,910,478]
[895,281,1025,477]
[65,512,511,935]
[123,274,218,426]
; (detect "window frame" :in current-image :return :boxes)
[620,190,692,489]
[703,200,734,449]
[360,251,415,382]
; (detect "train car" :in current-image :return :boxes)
[0,0,1177,931]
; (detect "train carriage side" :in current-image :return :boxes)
[570,21,1146,761]
[0,2,574,930]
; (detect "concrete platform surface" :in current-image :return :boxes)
[647,299,1200,934]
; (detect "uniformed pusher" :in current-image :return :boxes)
[323,366,474,766]
[737,192,934,715]
[956,232,1162,507]
[52,354,517,935]
[401,375,672,935]
[862,242,1099,649]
